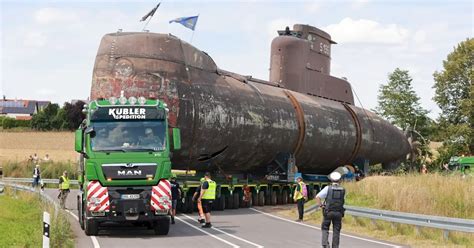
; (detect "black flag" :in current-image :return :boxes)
[140,3,160,22]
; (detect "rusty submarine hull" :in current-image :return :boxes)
[90,24,410,174]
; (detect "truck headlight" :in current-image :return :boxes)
[138,97,146,105]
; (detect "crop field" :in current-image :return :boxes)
[0,131,76,163]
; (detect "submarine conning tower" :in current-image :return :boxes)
[270,24,354,105]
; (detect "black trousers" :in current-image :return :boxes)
[297,198,305,220]
[321,211,342,248]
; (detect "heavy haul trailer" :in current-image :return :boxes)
[74,97,182,236]
[175,155,344,212]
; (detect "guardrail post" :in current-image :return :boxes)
[414,225,420,236]
[443,230,449,241]
[43,212,50,248]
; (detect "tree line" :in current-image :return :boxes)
[375,38,473,171]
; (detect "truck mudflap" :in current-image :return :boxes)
[87,181,110,212]
[151,179,171,211]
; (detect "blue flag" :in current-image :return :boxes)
[169,15,199,31]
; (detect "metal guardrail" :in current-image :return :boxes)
[304,202,473,240]
[2,177,79,185]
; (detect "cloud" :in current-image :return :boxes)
[23,31,47,47]
[37,88,56,96]
[34,8,78,24]
[325,18,409,44]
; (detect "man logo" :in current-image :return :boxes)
[118,170,142,176]
[125,163,136,168]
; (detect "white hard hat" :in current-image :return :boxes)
[329,171,342,182]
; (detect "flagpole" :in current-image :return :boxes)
[189,14,199,44]
[142,17,153,31]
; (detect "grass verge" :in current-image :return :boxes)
[277,174,473,248]
[0,188,75,248]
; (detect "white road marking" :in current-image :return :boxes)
[182,214,264,248]
[250,208,402,248]
[175,216,240,248]
[65,209,101,248]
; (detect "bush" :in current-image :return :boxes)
[2,117,31,129]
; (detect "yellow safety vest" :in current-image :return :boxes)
[60,176,70,190]
[202,179,216,200]
[295,181,305,200]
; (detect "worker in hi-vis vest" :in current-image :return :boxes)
[293,176,307,222]
[193,177,206,223]
[58,170,70,209]
[198,172,216,228]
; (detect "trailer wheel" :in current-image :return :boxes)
[225,195,234,209]
[232,192,240,209]
[271,191,278,205]
[281,189,289,205]
[84,218,99,236]
[184,195,194,213]
[154,218,170,235]
[217,196,225,210]
[252,192,258,207]
[258,191,265,206]
[277,191,283,205]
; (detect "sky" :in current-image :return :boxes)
[1,0,473,119]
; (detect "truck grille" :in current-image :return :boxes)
[101,163,157,180]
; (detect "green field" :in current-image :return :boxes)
[0,189,74,248]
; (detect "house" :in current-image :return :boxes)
[0,97,51,120]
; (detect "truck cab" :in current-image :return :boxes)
[75,96,181,236]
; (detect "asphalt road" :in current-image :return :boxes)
[45,189,405,248]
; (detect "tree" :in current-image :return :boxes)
[433,38,473,155]
[375,68,430,134]
[64,101,86,130]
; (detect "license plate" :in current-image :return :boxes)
[121,194,140,200]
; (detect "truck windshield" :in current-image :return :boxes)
[90,120,166,152]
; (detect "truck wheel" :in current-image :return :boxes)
[154,218,170,235]
[271,191,278,205]
[84,218,99,236]
[232,193,240,209]
[258,191,265,206]
[277,191,283,205]
[78,196,84,230]
[225,195,234,209]
[281,190,289,204]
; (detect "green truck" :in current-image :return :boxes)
[75,96,181,236]
[448,156,474,176]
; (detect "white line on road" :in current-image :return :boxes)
[175,216,240,248]
[250,208,402,248]
[65,209,101,248]
[182,214,264,248]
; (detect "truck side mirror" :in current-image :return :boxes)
[172,128,181,150]
[75,129,83,152]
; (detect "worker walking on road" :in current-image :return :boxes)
[58,171,71,209]
[199,172,216,228]
[293,176,307,222]
[193,177,206,223]
[316,171,345,248]
[170,174,181,224]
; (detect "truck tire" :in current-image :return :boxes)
[277,191,283,205]
[225,195,234,209]
[258,191,265,206]
[232,192,240,209]
[154,218,170,235]
[84,218,99,236]
[271,191,278,205]
[281,190,289,205]
[78,195,84,230]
